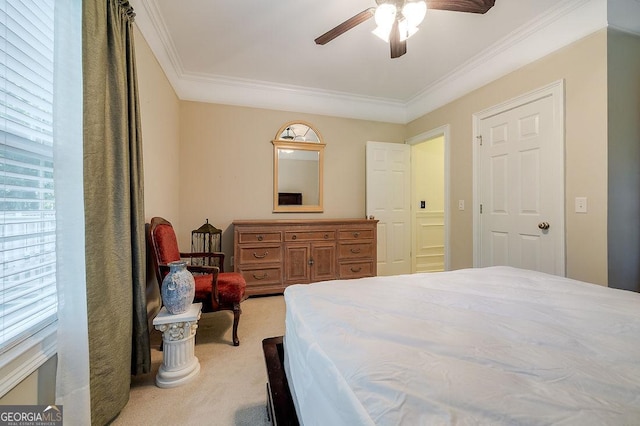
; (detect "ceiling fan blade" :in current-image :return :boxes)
[315,8,375,45]
[426,0,495,14]
[389,19,407,59]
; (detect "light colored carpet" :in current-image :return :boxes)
[112,295,286,426]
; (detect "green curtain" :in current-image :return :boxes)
[82,0,148,424]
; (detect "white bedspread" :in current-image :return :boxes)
[283,267,640,425]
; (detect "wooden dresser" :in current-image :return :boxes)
[233,219,378,296]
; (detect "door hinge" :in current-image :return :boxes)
[480,204,483,214]
[476,135,483,146]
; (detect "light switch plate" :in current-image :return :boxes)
[575,197,587,213]
[458,200,465,211]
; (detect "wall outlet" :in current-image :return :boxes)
[575,197,587,213]
[458,200,465,210]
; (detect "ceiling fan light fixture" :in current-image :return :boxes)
[399,22,419,42]
[402,1,427,29]
[372,3,396,42]
[315,0,494,59]
[282,127,294,140]
[373,1,425,43]
[372,26,391,42]
[374,3,396,28]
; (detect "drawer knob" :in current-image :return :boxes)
[292,235,297,240]
[257,235,264,241]
[353,232,360,238]
[253,251,269,259]
[324,233,329,239]
[252,273,268,280]
[350,248,361,254]
[350,266,362,272]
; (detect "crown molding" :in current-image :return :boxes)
[132,0,609,124]
[133,0,184,81]
[176,72,409,123]
[405,0,607,121]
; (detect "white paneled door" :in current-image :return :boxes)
[366,141,411,276]
[475,81,565,276]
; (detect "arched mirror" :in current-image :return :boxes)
[272,121,325,212]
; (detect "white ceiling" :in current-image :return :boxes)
[131,0,639,123]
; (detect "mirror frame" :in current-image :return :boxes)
[272,121,325,213]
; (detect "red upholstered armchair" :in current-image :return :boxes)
[148,217,247,346]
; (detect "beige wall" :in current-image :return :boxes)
[407,30,609,285]
[607,29,640,291]
[178,102,405,267]
[136,27,621,286]
[134,26,181,226]
[133,24,405,260]
[134,23,404,268]
[412,136,445,212]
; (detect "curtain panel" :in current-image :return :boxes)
[82,0,148,423]
[54,0,91,423]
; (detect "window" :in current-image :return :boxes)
[1,1,57,354]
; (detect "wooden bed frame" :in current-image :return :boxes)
[262,336,299,425]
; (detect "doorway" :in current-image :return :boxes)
[407,125,450,272]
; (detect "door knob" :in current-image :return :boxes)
[538,222,550,230]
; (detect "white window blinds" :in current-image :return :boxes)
[1,0,57,352]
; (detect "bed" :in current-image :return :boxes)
[277,266,640,425]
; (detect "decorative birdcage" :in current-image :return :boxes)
[191,219,222,268]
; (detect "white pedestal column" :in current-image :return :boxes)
[153,302,202,388]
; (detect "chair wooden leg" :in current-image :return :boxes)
[232,302,242,346]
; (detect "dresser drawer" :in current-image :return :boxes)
[239,266,283,287]
[338,229,375,240]
[237,231,282,244]
[339,261,374,279]
[237,244,282,264]
[284,230,335,242]
[338,242,375,259]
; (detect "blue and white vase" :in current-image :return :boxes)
[161,261,195,315]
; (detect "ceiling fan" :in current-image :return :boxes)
[315,0,496,59]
